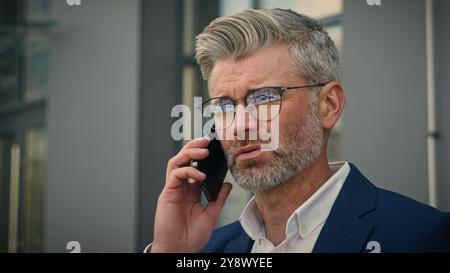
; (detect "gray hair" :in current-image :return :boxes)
[195,8,340,85]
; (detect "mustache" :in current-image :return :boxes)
[226,139,274,164]
[228,140,268,151]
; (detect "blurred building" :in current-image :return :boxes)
[0,0,449,252]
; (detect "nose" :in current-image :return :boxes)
[233,103,258,141]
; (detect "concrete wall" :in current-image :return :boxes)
[45,0,140,252]
[435,0,450,211]
[342,0,429,204]
[342,0,449,211]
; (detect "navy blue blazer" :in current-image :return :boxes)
[203,164,450,253]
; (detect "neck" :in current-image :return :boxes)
[254,152,333,246]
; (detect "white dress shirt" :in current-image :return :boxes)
[239,161,350,253]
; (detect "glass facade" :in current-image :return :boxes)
[0,0,50,252]
[0,29,22,109]
[0,0,51,110]
[24,31,49,103]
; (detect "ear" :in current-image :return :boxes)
[318,81,345,130]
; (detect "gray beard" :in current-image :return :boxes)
[227,98,324,193]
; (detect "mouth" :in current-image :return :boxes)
[235,144,262,161]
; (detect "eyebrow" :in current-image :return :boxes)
[212,86,274,100]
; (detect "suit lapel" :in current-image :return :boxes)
[312,164,377,253]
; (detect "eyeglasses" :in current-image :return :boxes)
[201,83,328,130]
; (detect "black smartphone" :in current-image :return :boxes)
[195,126,228,202]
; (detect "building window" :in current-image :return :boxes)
[0,0,53,253]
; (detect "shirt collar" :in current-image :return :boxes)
[239,161,351,241]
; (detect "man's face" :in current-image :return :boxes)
[208,43,324,192]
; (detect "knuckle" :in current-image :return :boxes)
[167,157,175,167]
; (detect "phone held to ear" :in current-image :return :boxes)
[193,126,228,202]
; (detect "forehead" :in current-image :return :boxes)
[208,43,296,97]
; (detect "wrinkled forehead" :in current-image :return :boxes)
[208,43,298,98]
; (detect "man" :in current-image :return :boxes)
[150,9,450,253]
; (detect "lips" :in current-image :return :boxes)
[235,144,262,161]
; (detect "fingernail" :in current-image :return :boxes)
[188,177,196,183]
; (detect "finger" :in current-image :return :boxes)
[169,148,209,169]
[181,137,210,151]
[206,182,233,216]
[166,166,206,189]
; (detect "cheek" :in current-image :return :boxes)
[220,140,232,153]
[280,96,310,122]
[279,108,305,129]
[276,103,310,138]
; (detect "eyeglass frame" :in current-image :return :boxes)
[201,82,329,125]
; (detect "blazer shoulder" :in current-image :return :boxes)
[376,187,445,219]
[374,187,450,251]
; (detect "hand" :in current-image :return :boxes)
[151,137,233,253]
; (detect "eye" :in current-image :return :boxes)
[209,98,234,113]
[255,94,270,104]
[252,88,281,105]
[220,103,235,113]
